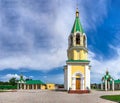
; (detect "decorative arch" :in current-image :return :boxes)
[72,71,84,90]
[73,71,83,77]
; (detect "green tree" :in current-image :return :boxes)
[9,77,17,86]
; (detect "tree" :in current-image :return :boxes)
[9,77,17,86]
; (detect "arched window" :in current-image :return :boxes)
[83,36,86,47]
[76,33,80,45]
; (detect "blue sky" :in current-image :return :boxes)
[0,0,120,84]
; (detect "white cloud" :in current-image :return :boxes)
[0,0,111,71]
[1,74,27,81]
[89,46,120,83]
[0,47,66,70]
[0,0,74,70]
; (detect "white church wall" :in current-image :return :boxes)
[67,65,71,90]
[64,67,67,90]
[85,65,90,90]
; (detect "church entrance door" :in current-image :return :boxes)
[76,78,81,90]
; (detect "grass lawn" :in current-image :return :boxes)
[101,95,120,102]
[0,90,7,92]
[0,90,16,92]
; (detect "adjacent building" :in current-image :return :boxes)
[114,79,120,90]
[17,75,55,90]
[17,75,46,90]
[101,70,114,91]
[101,70,120,91]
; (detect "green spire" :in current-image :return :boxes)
[20,75,24,81]
[71,8,84,33]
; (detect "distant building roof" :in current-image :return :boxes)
[25,80,45,85]
[109,79,120,84]
[114,79,120,84]
[17,75,45,85]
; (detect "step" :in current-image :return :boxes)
[68,90,90,94]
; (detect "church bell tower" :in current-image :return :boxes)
[64,8,91,91]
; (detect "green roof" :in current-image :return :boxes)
[114,79,120,84]
[66,60,90,63]
[104,75,111,80]
[18,75,25,83]
[71,16,84,33]
[25,80,45,85]
[109,80,120,84]
[102,71,114,82]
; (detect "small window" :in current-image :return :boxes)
[76,33,80,45]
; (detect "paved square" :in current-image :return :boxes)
[0,90,119,103]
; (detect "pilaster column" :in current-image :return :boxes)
[36,84,37,89]
[105,80,107,91]
[67,65,71,90]
[72,77,76,90]
[81,77,84,90]
[32,85,34,89]
[108,82,110,90]
[24,84,26,90]
[73,35,76,46]
[112,80,114,91]
[27,85,29,90]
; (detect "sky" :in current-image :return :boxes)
[0,0,120,84]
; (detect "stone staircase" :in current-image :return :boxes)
[68,90,90,94]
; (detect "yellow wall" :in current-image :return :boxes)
[71,65,85,75]
[68,49,87,60]
[41,85,46,90]
[71,65,86,87]
[73,50,77,60]
[46,84,55,90]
